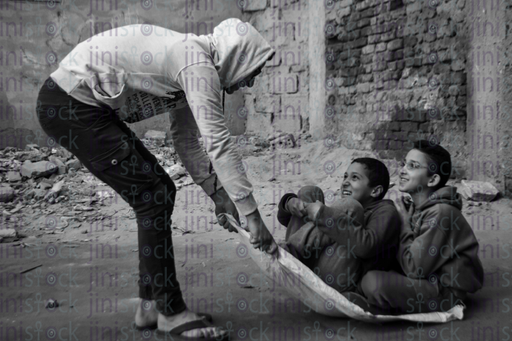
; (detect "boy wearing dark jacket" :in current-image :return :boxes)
[361,141,484,314]
[277,158,401,293]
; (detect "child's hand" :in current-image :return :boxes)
[397,196,415,228]
[305,201,323,221]
[286,198,307,218]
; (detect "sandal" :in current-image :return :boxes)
[156,316,226,341]
[136,312,212,331]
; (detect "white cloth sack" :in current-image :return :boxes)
[224,214,464,323]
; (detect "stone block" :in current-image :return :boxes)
[339,0,354,8]
[6,171,21,182]
[362,44,375,54]
[246,112,273,134]
[21,161,58,178]
[255,94,281,113]
[165,164,187,180]
[387,38,403,51]
[0,185,14,202]
[375,42,387,52]
[273,111,301,133]
[356,83,371,93]
[49,156,67,175]
[244,0,267,11]
[451,59,465,72]
[272,73,298,93]
[66,159,82,171]
[144,130,167,144]
[460,180,499,202]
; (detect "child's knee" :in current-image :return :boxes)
[361,271,380,297]
[298,186,324,204]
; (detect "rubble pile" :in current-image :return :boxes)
[0,130,295,241]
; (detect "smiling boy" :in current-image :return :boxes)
[360,141,484,314]
[276,158,401,293]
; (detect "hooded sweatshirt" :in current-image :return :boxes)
[398,186,484,297]
[50,19,274,216]
[279,197,401,259]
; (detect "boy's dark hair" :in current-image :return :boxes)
[412,140,452,189]
[351,158,390,200]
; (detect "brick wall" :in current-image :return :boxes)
[324,0,469,177]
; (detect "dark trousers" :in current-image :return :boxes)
[361,270,460,314]
[37,78,186,316]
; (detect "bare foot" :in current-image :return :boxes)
[135,299,158,328]
[158,308,227,339]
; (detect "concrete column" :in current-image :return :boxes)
[308,0,326,139]
[466,0,505,192]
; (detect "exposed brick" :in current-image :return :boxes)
[375,42,387,52]
[339,67,361,77]
[361,7,376,18]
[348,37,368,49]
[424,34,437,43]
[338,48,362,61]
[433,37,453,51]
[406,1,422,14]
[339,0,354,8]
[453,11,465,23]
[337,7,351,19]
[255,94,281,113]
[385,50,404,61]
[358,73,374,82]
[380,30,396,42]
[459,86,467,96]
[271,73,299,93]
[368,34,381,44]
[274,95,304,133]
[360,26,374,37]
[404,36,418,47]
[358,18,372,28]
[337,32,351,42]
[432,63,450,75]
[373,61,388,71]
[400,121,420,132]
[361,54,373,64]
[404,58,422,67]
[356,0,371,11]
[356,83,371,93]
[362,44,375,54]
[350,28,362,40]
[244,0,267,11]
[247,112,273,134]
[451,59,465,72]
[383,70,401,80]
[456,96,467,107]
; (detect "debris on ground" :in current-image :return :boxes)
[144,130,167,146]
[165,164,187,180]
[460,180,499,202]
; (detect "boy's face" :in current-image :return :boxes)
[341,162,375,206]
[399,149,432,193]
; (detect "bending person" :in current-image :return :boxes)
[37,18,277,339]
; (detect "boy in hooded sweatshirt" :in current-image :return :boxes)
[361,141,484,314]
[37,19,277,339]
[277,158,401,293]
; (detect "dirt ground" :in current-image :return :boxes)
[1,138,511,341]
